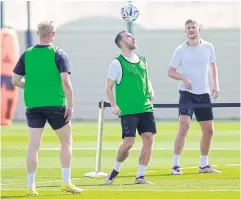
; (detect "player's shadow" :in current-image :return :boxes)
[1,197,29,199]
[2,194,61,198]
[37,185,60,188]
[38,183,136,188]
[77,183,136,187]
[120,172,200,178]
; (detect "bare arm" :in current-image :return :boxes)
[168,67,185,81]
[12,73,25,89]
[148,78,155,100]
[60,72,74,107]
[210,62,220,98]
[105,78,117,107]
[210,62,219,87]
[106,78,120,115]
[168,67,192,90]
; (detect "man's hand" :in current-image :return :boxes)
[212,85,220,99]
[149,89,155,101]
[112,106,120,115]
[64,105,74,122]
[182,76,192,90]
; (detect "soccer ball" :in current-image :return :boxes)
[120,4,140,22]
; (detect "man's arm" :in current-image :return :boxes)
[106,59,121,115]
[12,73,25,88]
[168,47,192,90]
[56,49,74,122]
[106,78,120,115]
[210,62,219,98]
[168,67,192,90]
[168,47,184,80]
[106,78,117,107]
[144,59,155,100]
[60,72,73,107]
[209,44,219,98]
[210,62,219,87]
[12,52,26,89]
[168,67,185,81]
[148,78,155,100]
[106,59,121,107]
[56,49,73,107]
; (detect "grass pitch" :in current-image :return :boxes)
[1,121,240,199]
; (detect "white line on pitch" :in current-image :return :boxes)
[99,190,240,192]
[39,147,240,151]
[181,165,219,170]
[127,165,219,175]
[0,189,239,192]
[0,178,82,186]
[128,171,157,175]
[227,164,241,167]
[37,177,81,184]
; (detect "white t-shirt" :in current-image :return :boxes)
[107,54,154,98]
[169,39,216,94]
[107,54,140,84]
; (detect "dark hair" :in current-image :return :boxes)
[185,19,199,27]
[114,30,126,48]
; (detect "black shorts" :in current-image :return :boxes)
[179,90,213,121]
[26,107,68,130]
[120,112,157,139]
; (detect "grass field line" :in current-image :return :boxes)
[37,178,81,184]
[1,147,240,151]
[36,147,240,151]
[227,164,241,167]
[127,165,219,174]
[0,178,82,185]
[0,165,219,185]
[1,189,240,192]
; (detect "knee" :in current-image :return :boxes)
[29,142,40,152]
[122,138,135,150]
[178,122,190,137]
[142,133,153,145]
[204,128,214,137]
[61,136,73,147]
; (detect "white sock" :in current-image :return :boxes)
[172,155,180,167]
[27,173,36,189]
[136,165,147,178]
[200,155,208,168]
[113,161,122,172]
[62,167,71,185]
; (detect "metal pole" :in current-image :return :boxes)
[27,1,30,30]
[127,1,133,34]
[127,21,133,34]
[1,1,4,28]
[95,100,105,173]
[26,1,32,48]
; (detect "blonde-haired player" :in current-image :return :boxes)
[12,20,82,195]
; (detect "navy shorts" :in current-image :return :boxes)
[120,112,157,139]
[26,107,68,130]
[179,90,213,121]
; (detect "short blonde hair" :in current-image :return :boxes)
[37,20,55,38]
[185,19,199,27]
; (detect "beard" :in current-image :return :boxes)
[125,42,136,50]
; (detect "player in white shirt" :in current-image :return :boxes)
[168,19,221,175]
[105,31,156,184]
